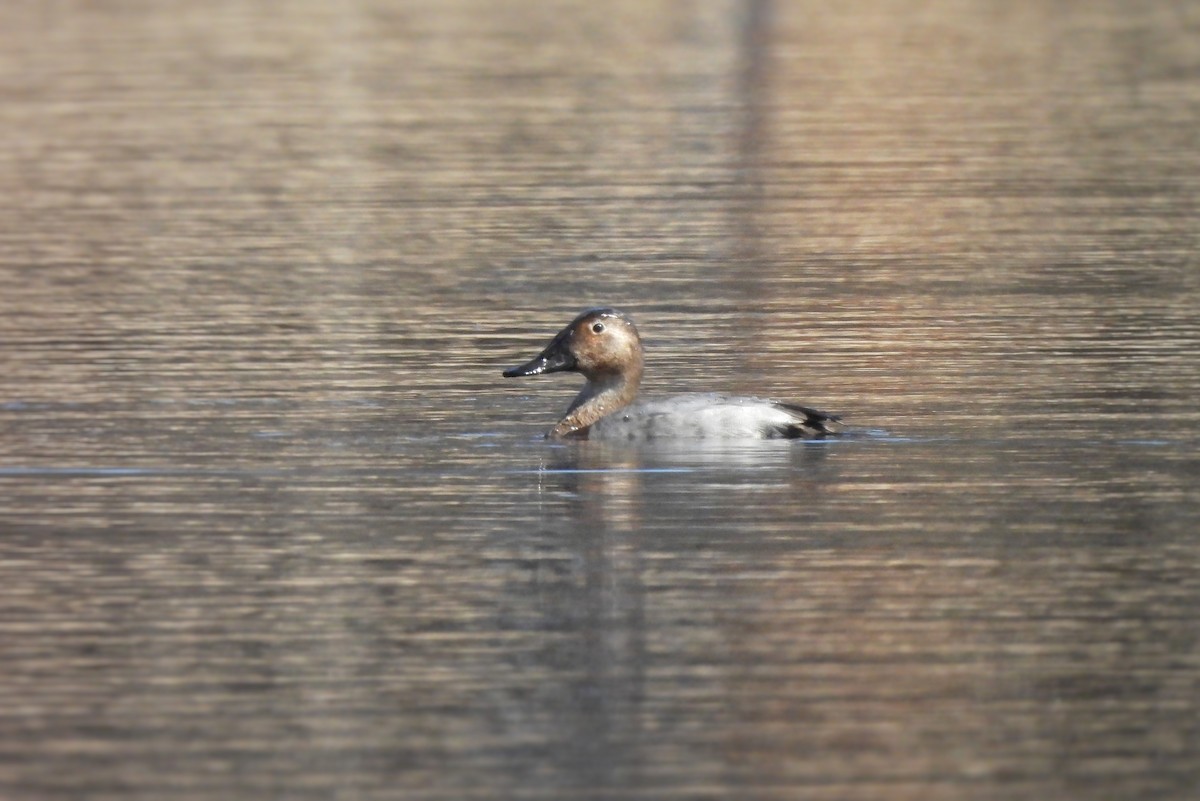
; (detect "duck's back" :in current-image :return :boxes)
[589,393,839,441]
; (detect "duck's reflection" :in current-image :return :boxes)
[540,439,837,530]
[522,440,840,785]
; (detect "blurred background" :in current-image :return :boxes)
[2,1,1198,799]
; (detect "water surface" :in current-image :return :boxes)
[2,1,1199,799]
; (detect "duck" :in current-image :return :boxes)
[503,308,841,441]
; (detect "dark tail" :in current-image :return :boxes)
[774,402,842,439]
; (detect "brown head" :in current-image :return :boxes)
[503,307,644,388]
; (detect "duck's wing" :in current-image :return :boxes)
[770,400,842,439]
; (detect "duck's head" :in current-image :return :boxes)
[503,307,643,384]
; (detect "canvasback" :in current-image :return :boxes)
[503,308,842,441]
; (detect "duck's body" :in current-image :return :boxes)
[590,394,838,441]
[503,308,841,441]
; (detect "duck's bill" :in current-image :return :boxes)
[503,345,576,377]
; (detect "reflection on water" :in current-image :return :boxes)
[3,0,1200,798]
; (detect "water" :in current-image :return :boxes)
[2,1,1199,799]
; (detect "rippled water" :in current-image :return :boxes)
[3,1,1199,799]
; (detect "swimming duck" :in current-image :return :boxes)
[503,308,841,441]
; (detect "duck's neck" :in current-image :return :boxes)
[549,366,642,439]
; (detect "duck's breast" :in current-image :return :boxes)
[589,394,811,441]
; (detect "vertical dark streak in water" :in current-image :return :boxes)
[731,0,773,270]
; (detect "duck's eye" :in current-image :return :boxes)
[591,322,605,334]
